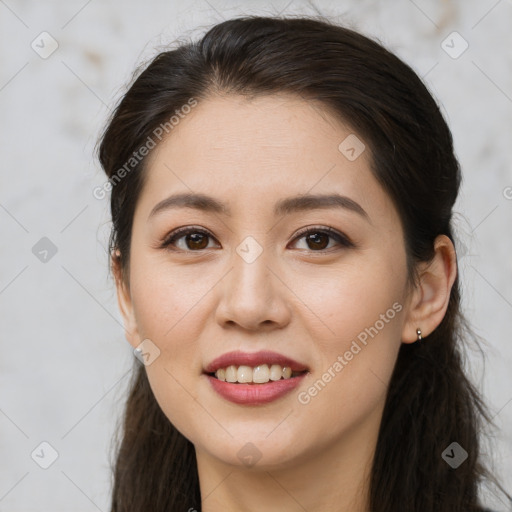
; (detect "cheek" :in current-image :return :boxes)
[128,262,217,440]
[130,258,213,346]
[291,254,406,414]
[127,256,207,375]
[290,253,406,348]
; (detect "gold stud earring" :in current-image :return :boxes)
[416,328,422,342]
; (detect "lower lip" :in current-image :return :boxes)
[206,373,307,405]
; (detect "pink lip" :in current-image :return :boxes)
[204,350,308,373]
[203,350,309,406]
[205,373,307,405]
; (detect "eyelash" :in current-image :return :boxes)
[161,225,354,253]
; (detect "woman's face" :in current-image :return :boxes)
[118,93,414,470]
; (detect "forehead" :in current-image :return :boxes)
[138,93,397,227]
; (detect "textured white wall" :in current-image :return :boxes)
[1,0,511,510]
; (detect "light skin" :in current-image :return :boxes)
[113,93,457,512]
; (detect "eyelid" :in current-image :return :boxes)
[161,225,354,252]
[290,225,354,249]
[161,225,218,249]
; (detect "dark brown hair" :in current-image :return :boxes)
[97,14,510,512]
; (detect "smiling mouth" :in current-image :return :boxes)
[207,364,308,384]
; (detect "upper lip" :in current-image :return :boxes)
[204,350,309,373]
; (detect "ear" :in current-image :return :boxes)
[401,234,457,343]
[111,250,140,348]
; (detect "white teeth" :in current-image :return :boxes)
[269,364,283,381]
[225,365,237,382]
[237,365,253,383]
[282,366,292,379]
[214,363,302,384]
[253,364,270,383]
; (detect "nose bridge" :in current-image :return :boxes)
[234,238,272,297]
[215,235,290,329]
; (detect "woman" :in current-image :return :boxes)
[97,15,510,512]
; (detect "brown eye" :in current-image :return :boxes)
[304,232,330,250]
[162,227,218,251]
[162,225,353,253]
[291,226,353,252]
[183,232,209,250]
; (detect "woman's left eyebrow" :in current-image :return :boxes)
[148,192,371,224]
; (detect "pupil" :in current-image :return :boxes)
[188,233,208,250]
[308,232,328,250]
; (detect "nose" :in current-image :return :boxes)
[214,246,291,332]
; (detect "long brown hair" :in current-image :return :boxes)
[97,15,510,512]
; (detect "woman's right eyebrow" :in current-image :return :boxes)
[148,192,371,224]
